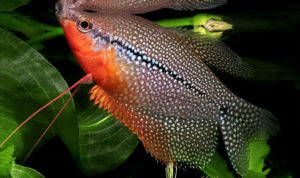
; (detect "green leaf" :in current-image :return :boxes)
[0,146,15,177]
[0,0,31,12]
[0,13,44,39]
[201,141,272,178]
[243,141,271,178]
[243,170,266,178]
[0,28,78,160]
[202,152,233,178]
[76,87,139,175]
[0,145,44,178]
[11,165,44,178]
[248,141,270,173]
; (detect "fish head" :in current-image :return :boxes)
[56,2,126,93]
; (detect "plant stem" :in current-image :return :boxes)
[27,28,63,45]
[156,17,193,27]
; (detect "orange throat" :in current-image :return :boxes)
[60,20,126,93]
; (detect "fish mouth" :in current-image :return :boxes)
[55,0,77,20]
[55,1,67,19]
[55,1,63,15]
[55,0,93,21]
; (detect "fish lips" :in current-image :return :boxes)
[55,0,79,20]
[55,0,69,19]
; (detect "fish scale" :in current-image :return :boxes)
[57,6,279,176]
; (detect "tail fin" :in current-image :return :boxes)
[218,97,279,175]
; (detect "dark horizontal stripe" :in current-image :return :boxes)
[93,30,204,95]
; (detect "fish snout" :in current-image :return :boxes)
[55,0,74,19]
[55,1,63,15]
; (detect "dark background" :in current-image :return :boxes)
[16,0,299,177]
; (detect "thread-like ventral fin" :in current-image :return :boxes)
[169,28,253,78]
[169,0,227,11]
[218,97,279,175]
[0,74,92,150]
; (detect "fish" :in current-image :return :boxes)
[56,3,279,176]
[57,0,227,14]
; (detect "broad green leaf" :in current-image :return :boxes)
[0,28,78,160]
[76,88,139,175]
[11,165,44,178]
[0,0,31,12]
[202,152,233,178]
[0,146,15,177]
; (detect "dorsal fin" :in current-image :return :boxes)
[168,0,227,11]
[170,28,253,78]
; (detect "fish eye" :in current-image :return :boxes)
[77,18,93,32]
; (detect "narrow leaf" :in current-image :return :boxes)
[0,13,44,38]
[0,0,31,12]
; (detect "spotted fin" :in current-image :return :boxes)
[218,97,279,175]
[169,0,227,10]
[170,28,253,78]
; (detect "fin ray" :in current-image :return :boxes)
[170,27,253,78]
[169,0,227,11]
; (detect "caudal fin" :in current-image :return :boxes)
[218,97,279,175]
